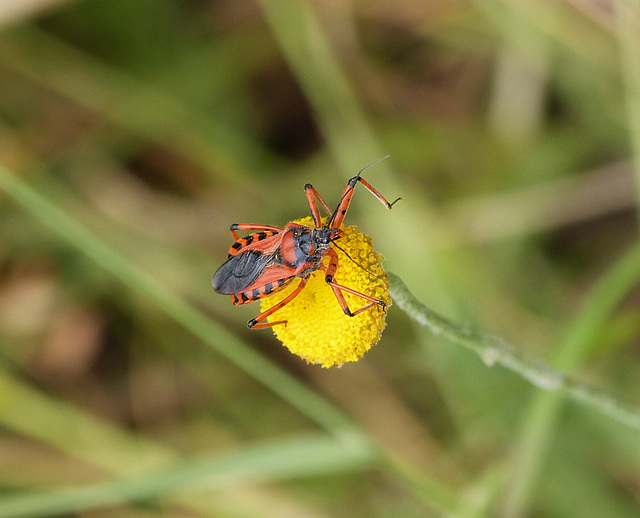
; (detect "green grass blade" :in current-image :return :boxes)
[502,240,640,515]
[0,368,177,474]
[0,435,371,518]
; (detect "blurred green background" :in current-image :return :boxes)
[0,0,639,516]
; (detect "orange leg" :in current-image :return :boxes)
[247,278,308,329]
[323,248,386,316]
[304,184,333,228]
[329,159,401,228]
[357,177,401,211]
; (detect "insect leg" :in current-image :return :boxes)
[304,184,333,228]
[230,223,283,241]
[247,278,308,329]
[328,173,400,229]
[356,177,401,212]
[323,248,386,316]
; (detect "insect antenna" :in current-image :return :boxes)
[330,239,381,279]
[356,154,390,178]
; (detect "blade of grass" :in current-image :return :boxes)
[0,366,265,515]
[0,367,177,475]
[0,435,370,518]
[487,7,549,145]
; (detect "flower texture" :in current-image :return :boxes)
[259,216,390,368]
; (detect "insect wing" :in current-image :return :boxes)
[212,249,274,295]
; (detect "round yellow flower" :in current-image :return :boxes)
[259,216,390,368]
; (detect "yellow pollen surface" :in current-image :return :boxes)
[259,217,390,367]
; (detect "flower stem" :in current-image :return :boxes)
[388,271,640,432]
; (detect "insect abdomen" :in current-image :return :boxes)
[228,230,279,257]
[230,276,293,305]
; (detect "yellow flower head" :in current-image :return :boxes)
[260,216,390,368]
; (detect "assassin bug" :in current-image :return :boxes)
[212,157,400,329]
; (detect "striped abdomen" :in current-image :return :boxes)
[230,276,294,305]
[227,230,280,257]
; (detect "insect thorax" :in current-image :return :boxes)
[277,223,338,277]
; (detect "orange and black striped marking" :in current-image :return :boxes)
[230,276,292,305]
[228,229,280,257]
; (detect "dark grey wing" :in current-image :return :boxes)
[212,250,274,295]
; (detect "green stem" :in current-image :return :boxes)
[388,266,640,432]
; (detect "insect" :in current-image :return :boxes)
[212,157,400,329]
